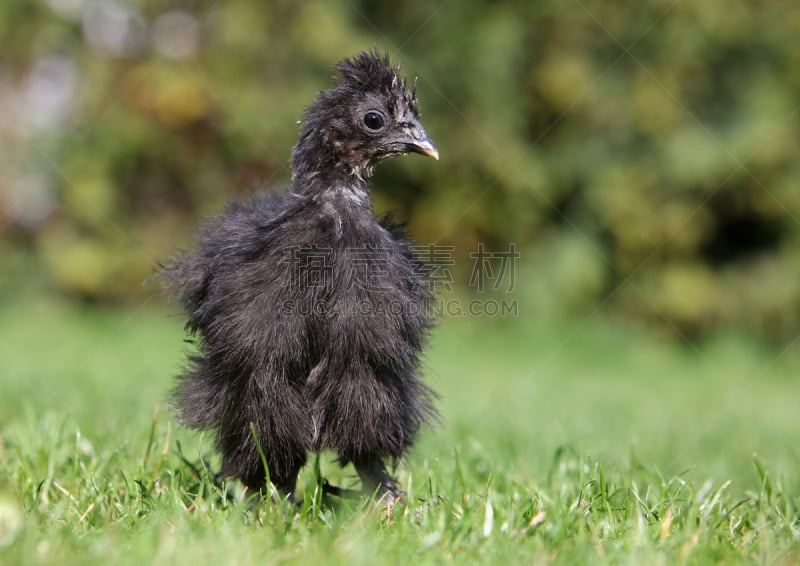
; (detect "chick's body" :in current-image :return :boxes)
[161,51,439,498]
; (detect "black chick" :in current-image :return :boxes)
[160,51,439,501]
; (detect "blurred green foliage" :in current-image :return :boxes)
[1,0,799,342]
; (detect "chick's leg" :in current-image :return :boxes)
[240,449,306,500]
[353,456,405,501]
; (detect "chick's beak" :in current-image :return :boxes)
[401,123,439,160]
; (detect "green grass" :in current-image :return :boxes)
[1,294,799,565]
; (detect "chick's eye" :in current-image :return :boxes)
[363,111,385,131]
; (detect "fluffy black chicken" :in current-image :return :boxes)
[160,51,439,501]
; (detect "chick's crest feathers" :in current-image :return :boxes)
[334,50,420,115]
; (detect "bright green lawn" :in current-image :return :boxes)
[1,294,799,565]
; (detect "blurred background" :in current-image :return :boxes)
[3,6,800,554]
[1,0,799,343]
